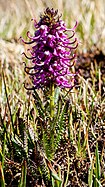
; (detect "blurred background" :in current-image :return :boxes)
[0,0,105,52]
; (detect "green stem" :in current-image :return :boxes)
[50,83,55,157]
[50,83,54,119]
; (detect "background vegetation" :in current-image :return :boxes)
[0,0,105,186]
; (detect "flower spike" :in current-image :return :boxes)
[22,8,78,89]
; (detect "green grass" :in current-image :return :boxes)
[0,0,105,186]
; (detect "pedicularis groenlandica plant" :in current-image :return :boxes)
[21,6,78,161]
[21,7,78,158]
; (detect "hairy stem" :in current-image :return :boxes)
[50,83,55,119]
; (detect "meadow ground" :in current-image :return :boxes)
[0,0,105,186]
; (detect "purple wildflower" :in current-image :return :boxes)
[21,8,78,89]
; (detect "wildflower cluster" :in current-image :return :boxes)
[21,8,78,89]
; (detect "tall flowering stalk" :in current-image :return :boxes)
[21,7,78,119]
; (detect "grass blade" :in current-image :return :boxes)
[94,142,101,187]
[18,160,27,187]
[88,160,93,187]
[0,161,5,187]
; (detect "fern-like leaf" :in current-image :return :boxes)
[33,90,45,119]
[54,100,69,150]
